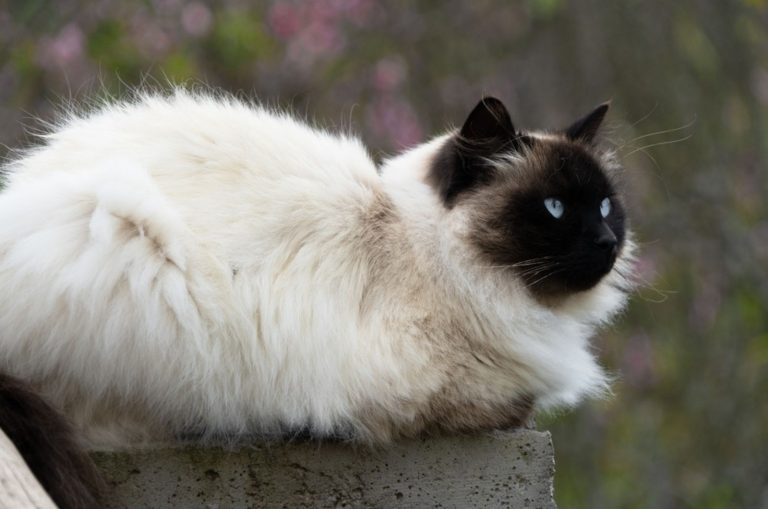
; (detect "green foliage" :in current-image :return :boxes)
[8,42,43,104]
[87,20,143,84]
[208,11,275,69]
[527,0,563,19]
[676,17,719,75]
[160,52,198,82]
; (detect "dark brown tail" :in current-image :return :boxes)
[0,374,107,509]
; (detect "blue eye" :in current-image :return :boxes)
[600,197,612,218]
[544,198,564,219]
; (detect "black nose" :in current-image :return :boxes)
[594,225,618,251]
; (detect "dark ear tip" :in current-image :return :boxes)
[565,101,611,142]
[460,96,516,142]
[473,96,507,115]
[479,96,504,106]
[590,102,610,120]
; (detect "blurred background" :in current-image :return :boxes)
[1,0,766,507]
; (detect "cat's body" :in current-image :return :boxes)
[0,91,633,448]
[0,374,106,508]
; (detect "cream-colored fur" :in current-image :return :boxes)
[0,91,632,448]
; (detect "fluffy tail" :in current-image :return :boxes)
[0,374,106,509]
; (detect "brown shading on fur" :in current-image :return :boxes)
[0,373,108,509]
[419,387,534,435]
[356,190,411,317]
[355,388,534,444]
[352,315,536,443]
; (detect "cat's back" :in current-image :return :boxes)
[7,91,378,191]
[2,91,383,268]
[0,92,390,445]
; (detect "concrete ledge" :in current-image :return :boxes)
[0,428,57,509]
[92,430,556,508]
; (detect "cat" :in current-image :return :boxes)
[0,91,634,449]
[0,373,106,508]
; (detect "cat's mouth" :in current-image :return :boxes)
[573,247,620,285]
[521,247,620,298]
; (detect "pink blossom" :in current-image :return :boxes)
[151,0,182,15]
[307,1,338,25]
[181,2,213,37]
[342,0,375,26]
[268,2,302,39]
[373,57,407,92]
[36,24,85,70]
[303,20,344,55]
[284,18,346,70]
[367,95,424,150]
[130,18,172,58]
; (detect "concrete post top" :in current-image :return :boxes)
[0,428,58,509]
[92,429,556,508]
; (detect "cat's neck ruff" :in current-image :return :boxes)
[379,134,632,409]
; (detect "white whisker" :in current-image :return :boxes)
[617,116,697,151]
[623,133,694,157]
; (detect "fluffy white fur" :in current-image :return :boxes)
[0,91,632,448]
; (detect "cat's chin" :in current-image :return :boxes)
[548,242,636,325]
[523,246,621,302]
[526,271,613,303]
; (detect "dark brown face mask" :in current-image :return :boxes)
[429,97,625,299]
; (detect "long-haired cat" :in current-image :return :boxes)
[0,373,106,508]
[0,91,634,449]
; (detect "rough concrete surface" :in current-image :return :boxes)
[92,430,556,509]
[0,428,57,509]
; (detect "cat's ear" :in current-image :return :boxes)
[458,97,518,154]
[429,98,520,207]
[565,102,610,143]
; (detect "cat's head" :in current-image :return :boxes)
[427,97,627,301]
